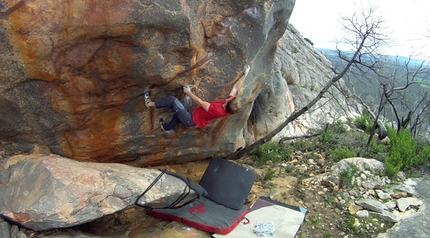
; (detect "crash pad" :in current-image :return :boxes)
[199,157,255,210]
[148,196,248,234]
[213,196,307,238]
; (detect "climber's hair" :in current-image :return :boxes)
[226,97,241,114]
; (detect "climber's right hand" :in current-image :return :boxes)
[183,85,191,94]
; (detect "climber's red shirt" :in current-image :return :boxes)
[192,95,233,128]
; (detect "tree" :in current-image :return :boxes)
[227,5,388,160]
[345,53,430,144]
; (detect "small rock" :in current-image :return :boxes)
[392,191,408,199]
[307,159,315,165]
[397,171,406,181]
[356,199,385,213]
[290,159,299,164]
[349,190,359,197]
[384,201,397,210]
[348,203,362,214]
[0,219,12,238]
[353,218,361,229]
[356,210,369,218]
[296,164,308,173]
[396,197,423,212]
[375,190,391,200]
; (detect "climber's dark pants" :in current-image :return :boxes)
[155,96,195,130]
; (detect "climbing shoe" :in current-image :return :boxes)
[159,118,166,131]
[159,118,174,133]
[144,89,151,108]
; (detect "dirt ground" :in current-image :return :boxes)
[76,157,389,238]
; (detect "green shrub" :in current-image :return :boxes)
[264,168,277,181]
[285,164,295,173]
[415,144,430,165]
[254,141,290,167]
[321,130,338,146]
[384,127,426,178]
[284,138,322,152]
[353,114,372,133]
[370,140,387,154]
[385,151,402,178]
[332,120,348,133]
[339,165,358,189]
[331,146,357,162]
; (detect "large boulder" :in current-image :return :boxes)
[0,0,296,166]
[0,154,201,231]
[244,24,360,143]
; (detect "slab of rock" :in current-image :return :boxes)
[375,189,391,200]
[0,154,200,231]
[396,197,424,212]
[356,199,385,213]
[372,211,399,223]
[331,158,385,177]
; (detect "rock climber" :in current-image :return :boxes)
[145,65,251,131]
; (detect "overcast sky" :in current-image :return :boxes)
[289,0,430,60]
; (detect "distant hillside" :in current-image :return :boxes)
[316,47,430,139]
[317,48,429,68]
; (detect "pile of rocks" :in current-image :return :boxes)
[304,157,424,224]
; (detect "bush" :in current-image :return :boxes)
[253,141,291,167]
[415,144,430,165]
[284,138,322,153]
[384,127,427,178]
[264,168,277,181]
[321,131,338,146]
[385,150,402,178]
[339,166,356,189]
[353,114,372,133]
[331,146,357,162]
[332,120,348,134]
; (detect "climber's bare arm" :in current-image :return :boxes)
[184,86,210,112]
[228,65,250,97]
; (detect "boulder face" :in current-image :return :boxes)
[0,154,202,231]
[0,0,296,166]
[247,24,360,142]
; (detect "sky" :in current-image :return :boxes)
[289,0,430,60]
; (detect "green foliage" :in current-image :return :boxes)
[352,135,388,161]
[415,144,430,165]
[332,120,348,133]
[284,138,322,152]
[291,46,299,54]
[353,114,373,133]
[338,215,359,233]
[384,127,428,178]
[331,146,357,162]
[385,150,403,178]
[306,215,322,229]
[339,165,358,189]
[264,168,277,181]
[323,232,334,238]
[321,130,338,146]
[285,164,295,173]
[253,141,291,167]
